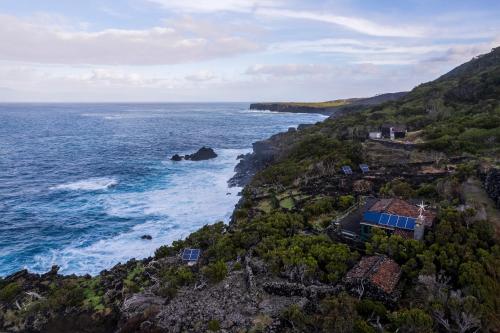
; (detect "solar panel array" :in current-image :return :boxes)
[182,248,201,261]
[359,164,370,173]
[363,211,416,231]
[342,165,353,175]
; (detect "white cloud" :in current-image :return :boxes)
[246,63,332,76]
[185,70,216,81]
[147,0,282,13]
[256,8,425,37]
[0,14,260,65]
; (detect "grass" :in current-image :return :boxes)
[257,200,273,213]
[280,197,295,210]
[271,99,356,109]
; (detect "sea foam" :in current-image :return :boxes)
[33,149,247,275]
[50,177,118,191]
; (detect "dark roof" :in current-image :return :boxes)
[368,198,435,227]
[381,124,406,131]
[345,256,401,294]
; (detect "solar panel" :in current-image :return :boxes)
[396,216,408,229]
[182,248,201,261]
[362,211,416,231]
[405,218,416,230]
[359,164,370,173]
[379,213,390,225]
[341,166,353,175]
[388,215,399,227]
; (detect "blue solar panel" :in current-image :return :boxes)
[363,211,416,231]
[396,216,408,229]
[341,166,353,175]
[405,218,416,230]
[363,211,381,223]
[388,215,399,227]
[379,213,390,225]
[182,248,201,261]
[359,164,370,173]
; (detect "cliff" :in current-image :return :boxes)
[249,92,407,116]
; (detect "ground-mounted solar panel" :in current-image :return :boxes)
[189,249,200,261]
[359,164,370,173]
[182,248,201,261]
[342,166,353,175]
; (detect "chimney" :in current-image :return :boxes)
[413,214,425,240]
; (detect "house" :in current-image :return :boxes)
[360,198,435,241]
[344,255,401,303]
[369,131,382,139]
[381,124,406,139]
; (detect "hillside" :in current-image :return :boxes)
[249,92,408,115]
[1,49,499,333]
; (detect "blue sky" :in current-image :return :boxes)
[0,0,498,102]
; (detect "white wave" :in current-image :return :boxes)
[50,177,118,191]
[33,149,248,275]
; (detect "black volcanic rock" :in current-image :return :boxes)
[171,154,183,161]
[184,147,217,161]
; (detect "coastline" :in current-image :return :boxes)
[1,109,327,279]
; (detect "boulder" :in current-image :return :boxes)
[184,147,217,161]
[171,154,183,161]
[141,235,152,240]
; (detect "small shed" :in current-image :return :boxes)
[343,255,401,303]
[381,124,406,139]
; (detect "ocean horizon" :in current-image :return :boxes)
[0,103,326,277]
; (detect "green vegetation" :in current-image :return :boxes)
[0,282,21,302]
[207,319,221,331]
[203,260,228,283]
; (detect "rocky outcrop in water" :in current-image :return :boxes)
[170,147,218,162]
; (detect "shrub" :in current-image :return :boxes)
[0,282,21,302]
[390,308,434,333]
[207,319,221,331]
[203,260,228,283]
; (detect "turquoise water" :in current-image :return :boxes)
[0,103,325,276]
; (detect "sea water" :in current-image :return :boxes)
[0,103,325,276]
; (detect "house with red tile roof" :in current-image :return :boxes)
[343,255,401,303]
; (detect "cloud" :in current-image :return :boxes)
[246,64,333,76]
[147,0,282,13]
[256,8,425,37]
[0,14,260,65]
[185,70,216,81]
[267,38,495,65]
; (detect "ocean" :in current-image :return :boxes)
[0,103,325,276]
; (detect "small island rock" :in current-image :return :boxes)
[171,154,183,161]
[184,147,217,161]
[141,235,152,240]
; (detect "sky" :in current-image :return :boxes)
[0,0,498,102]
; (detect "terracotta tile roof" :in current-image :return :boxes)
[368,198,435,227]
[345,256,401,294]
